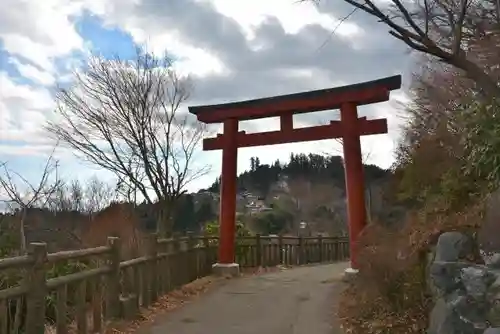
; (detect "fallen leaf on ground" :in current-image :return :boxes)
[104,276,222,334]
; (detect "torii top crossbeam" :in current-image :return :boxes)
[189,75,401,123]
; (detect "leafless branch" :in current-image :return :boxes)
[47,176,115,214]
[0,146,62,252]
[315,7,360,52]
[304,0,500,98]
[46,49,210,237]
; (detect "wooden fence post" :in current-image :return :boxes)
[187,232,197,280]
[172,234,181,288]
[318,235,323,263]
[147,233,158,303]
[298,236,304,265]
[255,234,262,267]
[278,234,283,265]
[202,233,211,275]
[106,237,121,319]
[25,242,47,334]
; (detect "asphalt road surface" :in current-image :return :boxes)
[138,262,349,334]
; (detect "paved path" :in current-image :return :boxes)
[139,262,349,334]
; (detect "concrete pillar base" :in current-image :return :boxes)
[342,267,359,283]
[212,263,240,278]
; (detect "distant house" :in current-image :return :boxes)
[195,191,219,201]
[245,198,272,214]
[240,191,252,198]
[245,193,260,202]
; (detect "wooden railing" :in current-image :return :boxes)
[0,234,349,334]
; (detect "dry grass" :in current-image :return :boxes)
[81,203,145,259]
[338,202,485,334]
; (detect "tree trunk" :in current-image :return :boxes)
[19,208,27,253]
[156,203,173,238]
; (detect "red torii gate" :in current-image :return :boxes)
[188,75,401,275]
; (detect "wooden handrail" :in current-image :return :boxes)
[47,245,111,263]
[0,234,349,334]
[0,254,33,270]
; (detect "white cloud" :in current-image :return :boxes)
[0,0,411,191]
[0,0,90,154]
[0,0,85,72]
[209,0,361,38]
[0,73,55,142]
[8,57,55,86]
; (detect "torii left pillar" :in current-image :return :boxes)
[212,118,241,277]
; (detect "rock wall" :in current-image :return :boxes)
[427,231,500,334]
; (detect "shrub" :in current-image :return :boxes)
[338,201,485,333]
[204,220,253,261]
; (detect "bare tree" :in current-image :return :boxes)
[48,179,83,212]
[115,159,147,205]
[69,179,85,211]
[0,148,62,252]
[85,176,114,214]
[47,176,115,215]
[308,0,500,98]
[285,178,345,233]
[46,50,210,237]
[0,150,62,333]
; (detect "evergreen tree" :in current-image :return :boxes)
[207,176,221,193]
[195,200,216,224]
[205,153,389,198]
[250,157,256,171]
[173,194,197,232]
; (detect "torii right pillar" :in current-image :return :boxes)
[340,102,372,274]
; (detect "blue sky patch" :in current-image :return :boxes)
[0,43,25,83]
[75,12,138,61]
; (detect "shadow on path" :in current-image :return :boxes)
[138,262,349,334]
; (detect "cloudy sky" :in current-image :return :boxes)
[1,0,413,193]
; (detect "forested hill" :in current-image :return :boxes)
[204,153,391,197]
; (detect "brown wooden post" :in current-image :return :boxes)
[0,300,7,334]
[92,278,103,333]
[106,237,121,319]
[202,233,210,275]
[172,234,181,288]
[298,236,304,265]
[187,232,196,280]
[132,265,141,305]
[255,234,262,267]
[25,242,47,334]
[278,234,283,265]
[334,238,340,261]
[56,285,67,334]
[318,234,323,263]
[76,281,87,333]
[146,233,158,303]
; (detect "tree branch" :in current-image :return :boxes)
[46,48,210,237]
